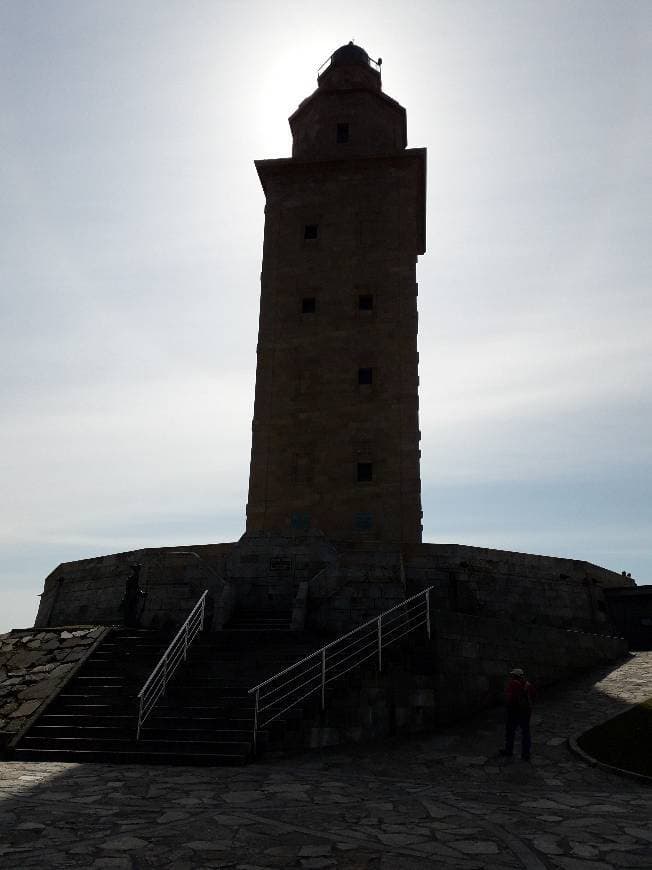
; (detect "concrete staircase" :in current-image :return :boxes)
[11,612,318,766]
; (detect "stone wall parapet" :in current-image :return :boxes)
[0,626,107,751]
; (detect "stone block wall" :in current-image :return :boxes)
[34,533,342,630]
[604,587,652,649]
[226,530,338,613]
[32,536,633,640]
[430,610,628,725]
[35,545,234,631]
[284,608,627,750]
[404,543,630,635]
[247,147,425,545]
[306,546,406,634]
[0,626,107,751]
[302,542,630,637]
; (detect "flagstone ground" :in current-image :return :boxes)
[0,652,650,869]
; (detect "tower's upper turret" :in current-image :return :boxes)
[289,43,407,161]
[317,42,382,92]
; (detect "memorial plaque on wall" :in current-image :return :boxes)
[270,557,294,574]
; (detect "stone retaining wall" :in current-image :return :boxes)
[226,530,338,614]
[604,586,652,649]
[306,547,406,635]
[0,626,107,751]
[309,542,632,636]
[33,536,633,641]
[35,545,234,631]
[430,610,628,725]
[406,543,630,634]
[291,609,628,750]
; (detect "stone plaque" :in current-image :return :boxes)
[270,557,294,573]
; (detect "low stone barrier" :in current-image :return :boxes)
[430,610,628,724]
[284,610,628,751]
[0,626,107,751]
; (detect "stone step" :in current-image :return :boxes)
[11,748,248,766]
[38,713,134,725]
[145,715,254,730]
[55,696,135,707]
[38,713,254,731]
[20,735,252,754]
[14,623,321,765]
[153,703,255,717]
[48,703,138,715]
[138,727,254,742]
[73,677,127,685]
[165,684,251,695]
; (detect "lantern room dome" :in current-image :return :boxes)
[331,42,371,68]
[317,42,382,87]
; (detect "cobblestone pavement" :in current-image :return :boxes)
[0,652,650,870]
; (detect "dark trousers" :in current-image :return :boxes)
[505,710,531,759]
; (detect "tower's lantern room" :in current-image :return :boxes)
[290,43,407,161]
[246,45,426,544]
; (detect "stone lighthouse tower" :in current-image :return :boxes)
[246,44,426,544]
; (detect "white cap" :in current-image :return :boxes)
[510,668,525,676]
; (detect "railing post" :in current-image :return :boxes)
[184,623,189,660]
[377,615,382,672]
[200,594,206,631]
[253,688,259,755]
[163,654,168,693]
[321,648,326,710]
[426,588,431,640]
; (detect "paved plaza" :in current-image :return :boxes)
[0,652,650,870]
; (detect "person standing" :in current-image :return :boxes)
[500,667,534,761]
[120,563,145,628]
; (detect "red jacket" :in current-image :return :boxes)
[506,676,534,711]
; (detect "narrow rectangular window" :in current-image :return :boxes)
[291,512,310,530]
[304,224,318,239]
[357,462,373,482]
[302,297,316,313]
[355,512,373,530]
[358,367,373,385]
[336,123,349,143]
[358,294,373,311]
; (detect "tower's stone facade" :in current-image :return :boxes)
[246,44,426,544]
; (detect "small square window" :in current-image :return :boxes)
[336,123,349,143]
[302,297,316,313]
[304,224,318,240]
[358,294,373,311]
[355,512,373,530]
[358,367,373,385]
[291,512,310,530]
[357,462,373,482]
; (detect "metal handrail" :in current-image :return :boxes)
[136,589,208,739]
[248,586,433,751]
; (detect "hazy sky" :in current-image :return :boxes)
[1,1,650,631]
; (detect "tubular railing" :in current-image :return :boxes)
[136,589,208,739]
[248,586,433,751]
[317,50,382,79]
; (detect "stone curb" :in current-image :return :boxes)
[568,718,652,786]
[7,625,113,751]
